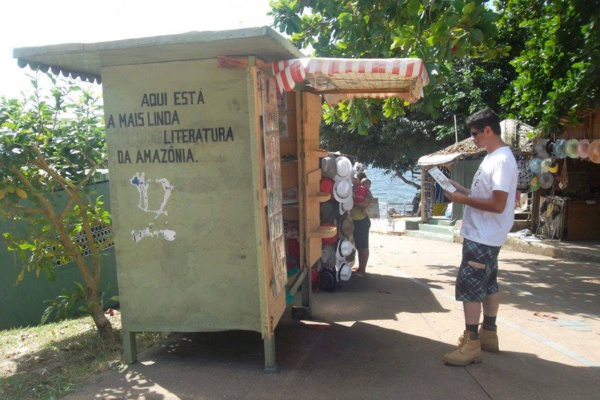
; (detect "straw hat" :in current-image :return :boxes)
[338,215,355,239]
[335,239,354,261]
[552,139,567,159]
[539,172,554,189]
[320,156,337,179]
[320,268,337,292]
[320,245,336,269]
[529,157,542,174]
[530,175,540,191]
[339,197,354,216]
[565,139,580,158]
[320,200,337,223]
[320,177,335,198]
[534,138,549,158]
[334,156,352,181]
[589,140,600,164]
[336,261,352,282]
[541,158,558,173]
[578,139,590,158]
[333,180,352,202]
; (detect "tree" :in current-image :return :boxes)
[496,0,600,130]
[270,0,508,125]
[0,73,115,340]
[321,110,447,188]
[270,0,510,180]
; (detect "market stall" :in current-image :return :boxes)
[13,26,429,370]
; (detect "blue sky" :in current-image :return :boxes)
[0,0,274,98]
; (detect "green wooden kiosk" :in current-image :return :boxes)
[13,26,429,371]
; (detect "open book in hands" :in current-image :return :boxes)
[427,167,457,193]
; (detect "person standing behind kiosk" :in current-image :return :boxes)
[441,108,518,366]
[351,178,372,277]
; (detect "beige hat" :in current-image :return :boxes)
[589,140,600,164]
[338,216,355,239]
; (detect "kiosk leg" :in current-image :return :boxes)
[301,267,312,318]
[123,331,138,364]
[263,336,279,373]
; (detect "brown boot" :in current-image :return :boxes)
[457,326,500,352]
[443,331,482,366]
[479,327,499,352]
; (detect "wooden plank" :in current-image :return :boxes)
[218,55,272,70]
[307,149,328,157]
[281,161,299,190]
[307,168,322,185]
[307,192,331,202]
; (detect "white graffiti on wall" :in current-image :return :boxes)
[131,226,176,243]
[130,172,176,242]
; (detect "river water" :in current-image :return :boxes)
[365,167,420,217]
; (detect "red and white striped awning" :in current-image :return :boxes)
[273,57,429,104]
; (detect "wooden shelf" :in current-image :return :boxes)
[308,226,337,239]
[307,169,322,185]
[307,149,329,158]
[283,203,299,208]
[308,192,332,203]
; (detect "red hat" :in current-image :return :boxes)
[320,177,335,200]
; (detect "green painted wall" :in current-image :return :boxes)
[102,59,262,333]
[0,181,118,330]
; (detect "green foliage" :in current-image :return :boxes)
[496,0,600,130]
[0,73,108,278]
[320,110,454,181]
[0,72,114,336]
[41,281,119,324]
[270,0,508,131]
[270,1,510,178]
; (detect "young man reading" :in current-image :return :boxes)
[442,108,518,366]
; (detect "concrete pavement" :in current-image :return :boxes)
[64,233,600,400]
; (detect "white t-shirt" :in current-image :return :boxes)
[460,146,518,247]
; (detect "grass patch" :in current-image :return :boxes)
[0,311,168,400]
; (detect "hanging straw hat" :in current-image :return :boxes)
[320,200,337,223]
[320,177,335,197]
[565,139,580,158]
[530,175,540,191]
[320,268,337,292]
[338,215,355,239]
[334,156,352,181]
[320,156,337,179]
[541,158,559,173]
[320,245,336,269]
[534,138,549,158]
[578,139,590,158]
[589,140,600,164]
[336,261,352,282]
[552,139,567,159]
[539,172,554,189]
[335,239,354,261]
[333,180,352,202]
[529,157,542,174]
[339,197,354,216]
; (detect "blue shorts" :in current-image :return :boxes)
[455,238,501,302]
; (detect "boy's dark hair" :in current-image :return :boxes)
[466,107,501,136]
[356,172,367,180]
